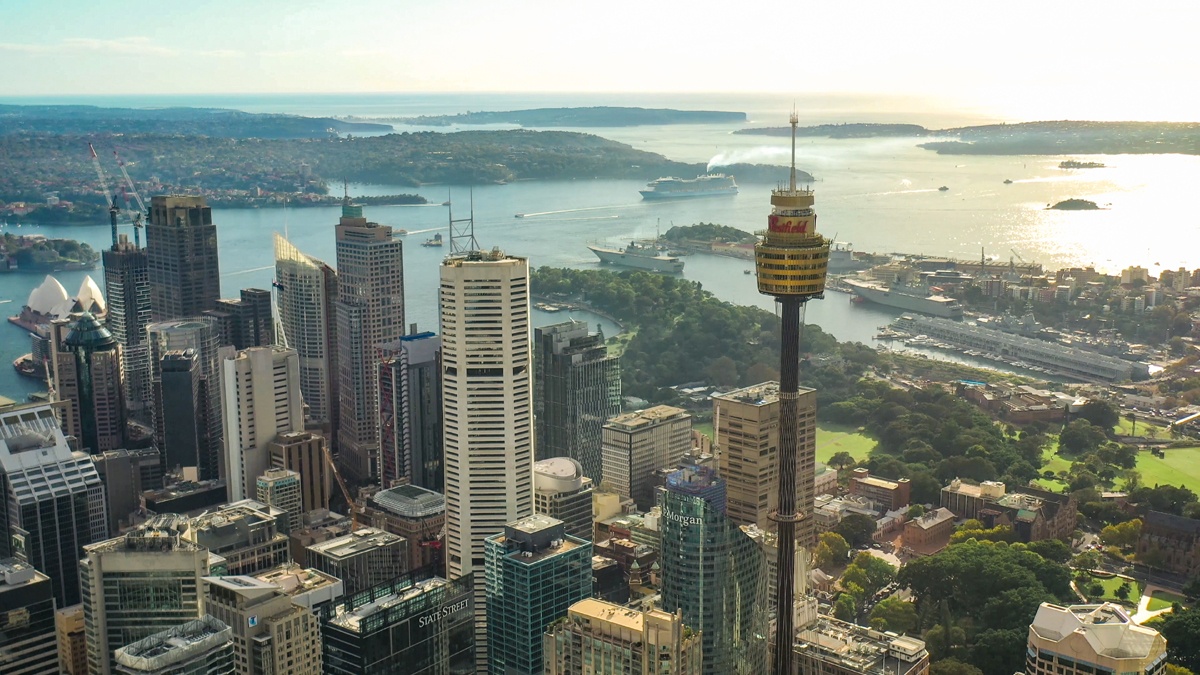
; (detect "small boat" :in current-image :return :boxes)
[743,269,753,275]
[421,233,444,247]
[1003,179,1013,184]
[395,229,409,236]
[938,186,950,192]
[515,214,525,218]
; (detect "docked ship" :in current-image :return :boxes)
[639,174,738,200]
[827,243,871,275]
[844,278,963,319]
[588,240,684,273]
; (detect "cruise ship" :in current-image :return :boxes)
[844,278,963,319]
[588,240,684,273]
[639,174,738,200]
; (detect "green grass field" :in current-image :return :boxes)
[1116,417,1169,439]
[1147,589,1187,612]
[1136,446,1200,490]
[816,423,876,464]
[1081,574,1142,605]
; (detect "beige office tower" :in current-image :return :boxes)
[222,346,303,502]
[57,604,88,675]
[184,501,291,576]
[1026,603,1166,675]
[334,199,405,484]
[273,234,339,436]
[545,598,702,675]
[269,431,333,513]
[257,468,303,533]
[713,382,817,533]
[204,576,323,675]
[600,406,692,510]
[440,247,533,669]
[81,514,211,675]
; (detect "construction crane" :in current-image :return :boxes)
[113,150,148,247]
[88,144,121,247]
[319,440,364,530]
[419,523,447,575]
[1010,248,1026,264]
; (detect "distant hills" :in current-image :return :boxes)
[735,123,931,138]
[0,104,392,138]
[392,106,747,128]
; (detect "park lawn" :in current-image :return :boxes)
[1147,589,1187,612]
[816,423,876,464]
[1136,447,1200,491]
[1116,417,1168,439]
[1033,450,1072,492]
[1082,574,1142,605]
[694,421,714,439]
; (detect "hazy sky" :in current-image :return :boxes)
[1,0,1196,120]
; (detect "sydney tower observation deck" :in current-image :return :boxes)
[755,112,829,675]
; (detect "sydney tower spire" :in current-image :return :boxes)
[756,112,830,675]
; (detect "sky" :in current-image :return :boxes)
[1,0,1197,121]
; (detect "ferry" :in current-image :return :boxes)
[421,233,444,247]
[639,174,738,200]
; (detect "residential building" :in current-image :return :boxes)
[849,468,912,512]
[940,479,1077,541]
[712,382,817,532]
[440,246,534,666]
[378,330,443,489]
[250,563,343,613]
[307,527,408,598]
[1026,603,1166,675]
[256,468,303,533]
[203,576,322,675]
[1136,510,1200,577]
[184,500,290,575]
[58,604,88,675]
[544,598,702,675]
[274,233,339,435]
[146,196,221,321]
[93,447,164,535]
[534,457,595,541]
[0,559,57,675]
[112,616,235,675]
[48,312,128,452]
[334,199,405,484]
[794,616,930,675]
[223,346,303,502]
[81,514,211,675]
[320,574,474,675]
[485,515,592,675]
[902,507,956,556]
[102,234,151,419]
[148,319,227,480]
[658,465,768,675]
[0,401,107,607]
[207,288,274,350]
[601,406,692,510]
[268,431,332,514]
[360,484,446,573]
[534,320,621,482]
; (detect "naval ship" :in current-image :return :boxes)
[639,174,738,200]
[845,278,963,319]
[588,240,684,273]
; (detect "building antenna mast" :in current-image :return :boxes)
[447,188,480,255]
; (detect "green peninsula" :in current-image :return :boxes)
[392,106,747,128]
[735,123,930,138]
[919,121,1200,155]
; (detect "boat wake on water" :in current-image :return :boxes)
[515,203,639,218]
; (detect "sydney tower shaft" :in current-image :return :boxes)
[755,113,830,675]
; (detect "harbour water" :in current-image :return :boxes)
[2,92,1197,399]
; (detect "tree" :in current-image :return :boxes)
[1100,519,1143,550]
[1024,539,1072,564]
[819,532,850,564]
[930,659,984,675]
[1078,400,1120,431]
[833,593,857,621]
[869,596,918,633]
[1059,420,1108,454]
[1087,582,1105,598]
[828,451,858,471]
[907,504,927,519]
[1127,412,1138,437]
[970,628,1028,675]
[1183,577,1200,602]
[1158,606,1200,672]
[1072,550,1103,572]
[705,355,739,387]
[1115,583,1131,601]
[836,514,877,548]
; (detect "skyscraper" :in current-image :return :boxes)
[714,382,817,532]
[148,318,228,480]
[306,528,408,598]
[81,514,211,675]
[146,196,221,321]
[484,515,592,675]
[0,401,107,608]
[533,457,595,541]
[544,598,703,675]
[0,559,58,675]
[221,346,303,502]
[659,465,769,675]
[360,484,446,573]
[256,467,303,534]
[203,576,323,675]
[207,288,274,350]
[600,406,692,510]
[440,246,534,666]
[183,501,290,576]
[334,199,405,484]
[534,320,621,481]
[157,350,206,475]
[102,233,151,419]
[112,616,235,675]
[379,330,443,489]
[268,431,332,514]
[274,233,339,435]
[48,312,127,452]
[92,448,164,535]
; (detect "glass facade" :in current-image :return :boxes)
[659,465,768,675]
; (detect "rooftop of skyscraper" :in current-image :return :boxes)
[1030,603,1164,658]
[714,381,780,404]
[307,527,404,561]
[326,576,458,632]
[252,562,343,599]
[794,616,928,675]
[605,405,689,430]
[370,484,446,519]
[0,557,42,587]
[114,616,231,672]
[85,514,205,554]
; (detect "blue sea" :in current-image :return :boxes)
[1,92,1196,400]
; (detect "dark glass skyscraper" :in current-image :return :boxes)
[206,288,274,349]
[148,318,225,480]
[102,233,151,419]
[146,196,221,321]
[659,465,769,675]
[49,312,127,453]
[534,320,620,482]
[379,331,442,489]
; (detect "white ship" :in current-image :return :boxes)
[639,174,738,200]
[588,240,684,273]
[845,278,963,319]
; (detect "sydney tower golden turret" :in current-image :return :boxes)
[756,113,829,675]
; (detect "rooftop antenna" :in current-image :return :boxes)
[789,108,799,192]
[342,178,349,205]
[447,187,480,255]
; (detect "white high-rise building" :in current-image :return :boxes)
[440,247,533,669]
[222,346,303,502]
[274,233,339,434]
